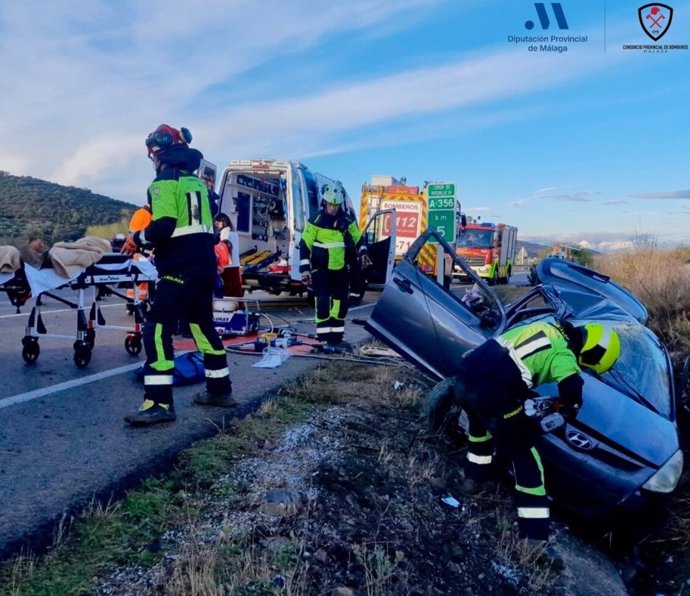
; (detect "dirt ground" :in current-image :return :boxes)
[90,361,649,596]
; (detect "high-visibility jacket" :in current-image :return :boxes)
[497,321,581,389]
[299,210,361,272]
[135,164,216,279]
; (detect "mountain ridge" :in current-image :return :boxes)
[0,171,133,246]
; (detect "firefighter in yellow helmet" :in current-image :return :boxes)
[446,320,620,547]
[299,183,364,346]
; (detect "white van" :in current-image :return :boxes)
[217,159,386,298]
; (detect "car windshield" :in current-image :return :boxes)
[599,321,672,418]
[456,229,493,248]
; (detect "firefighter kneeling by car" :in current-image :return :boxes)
[446,320,621,552]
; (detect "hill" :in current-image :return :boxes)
[0,171,134,246]
[516,239,550,259]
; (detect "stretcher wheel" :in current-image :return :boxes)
[85,329,96,349]
[125,335,142,355]
[74,347,92,369]
[22,341,40,364]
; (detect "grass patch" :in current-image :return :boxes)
[0,362,417,595]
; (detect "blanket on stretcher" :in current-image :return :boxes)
[48,236,112,278]
[0,246,21,273]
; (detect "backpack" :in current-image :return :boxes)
[136,351,206,386]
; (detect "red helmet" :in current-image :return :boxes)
[145,124,193,156]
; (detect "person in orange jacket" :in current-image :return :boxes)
[124,204,153,312]
[129,204,152,237]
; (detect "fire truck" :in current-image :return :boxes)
[455,220,518,285]
[359,176,460,287]
[360,176,424,260]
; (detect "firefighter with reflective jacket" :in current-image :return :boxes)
[299,184,363,346]
[121,124,235,426]
[451,320,621,543]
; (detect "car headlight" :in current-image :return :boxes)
[643,450,684,493]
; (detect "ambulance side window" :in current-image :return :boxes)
[301,169,320,217]
[292,172,305,232]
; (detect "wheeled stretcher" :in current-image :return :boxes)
[1,253,157,368]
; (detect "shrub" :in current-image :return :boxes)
[594,239,690,362]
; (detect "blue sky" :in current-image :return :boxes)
[0,0,688,251]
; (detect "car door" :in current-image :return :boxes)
[360,209,397,289]
[365,229,506,380]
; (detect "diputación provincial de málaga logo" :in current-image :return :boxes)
[507,3,588,53]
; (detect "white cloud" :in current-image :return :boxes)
[520,231,638,253]
[0,0,621,203]
[631,190,690,200]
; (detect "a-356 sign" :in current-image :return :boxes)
[426,182,456,243]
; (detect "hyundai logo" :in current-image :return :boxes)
[565,430,594,451]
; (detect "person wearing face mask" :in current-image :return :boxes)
[121,124,235,426]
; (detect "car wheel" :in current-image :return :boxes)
[421,378,466,444]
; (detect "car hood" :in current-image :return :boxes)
[538,373,678,468]
[535,258,648,324]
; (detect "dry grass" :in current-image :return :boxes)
[594,241,690,590]
[594,241,690,361]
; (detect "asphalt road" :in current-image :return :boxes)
[0,287,378,558]
[0,270,528,559]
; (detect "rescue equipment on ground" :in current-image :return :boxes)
[212,298,260,338]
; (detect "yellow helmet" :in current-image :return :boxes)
[577,323,621,374]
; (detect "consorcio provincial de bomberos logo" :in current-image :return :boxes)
[507,3,588,53]
[623,3,688,52]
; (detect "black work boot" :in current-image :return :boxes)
[193,389,237,407]
[124,399,176,426]
[461,477,498,495]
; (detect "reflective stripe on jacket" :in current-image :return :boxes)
[141,171,217,278]
[497,321,580,388]
[300,211,361,271]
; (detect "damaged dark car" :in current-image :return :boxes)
[365,230,683,522]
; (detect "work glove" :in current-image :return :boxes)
[335,217,350,232]
[121,235,138,256]
[301,270,312,285]
[360,251,373,269]
[559,402,581,422]
[557,375,583,421]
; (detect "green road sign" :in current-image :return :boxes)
[426,182,456,242]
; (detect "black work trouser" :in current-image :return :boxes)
[456,340,549,540]
[142,274,231,406]
[311,266,349,344]
[464,408,549,540]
